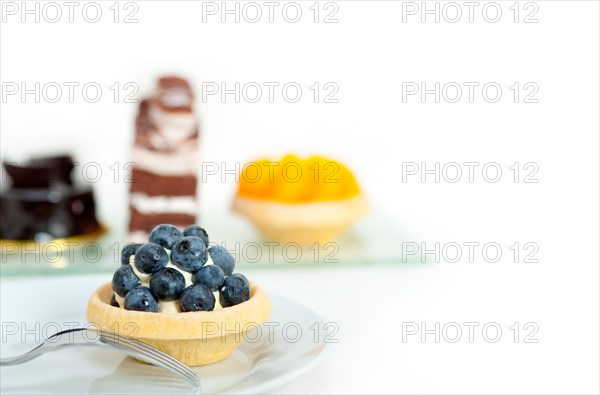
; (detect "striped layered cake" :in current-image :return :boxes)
[128,77,199,241]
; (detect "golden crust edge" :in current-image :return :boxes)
[86,282,272,340]
[232,195,369,228]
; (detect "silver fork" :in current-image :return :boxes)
[0,327,201,389]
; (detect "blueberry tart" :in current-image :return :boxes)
[87,224,271,366]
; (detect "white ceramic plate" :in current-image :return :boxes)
[0,275,327,394]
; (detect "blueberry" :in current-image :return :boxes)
[149,224,183,249]
[192,265,225,292]
[134,243,169,274]
[112,265,140,297]
[183,225,209,246]
[121,243,142,265]
[110,294,120,308]
[171,236,208,272]
[180,284,215,312]
[149,267,186,301]
[219,274,250,307]
[234,273,248,283]
[124,286,159,312]
[208,245,235,276]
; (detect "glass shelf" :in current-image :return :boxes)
[0,209,420,277]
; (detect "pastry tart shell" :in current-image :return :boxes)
[86,282,272,366]
[233,195,368,245]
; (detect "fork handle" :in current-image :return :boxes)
[1,327,202,388]
[0,328,106,366]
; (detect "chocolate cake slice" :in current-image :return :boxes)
[0,155,100,240]
[128,77,200,240]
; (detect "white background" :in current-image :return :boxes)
[1,1,599,393]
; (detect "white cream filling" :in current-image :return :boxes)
[159,300,181,314]
[158,88,193,108]
[128,255,150,284]
[115,294,125,307]
[131,145,198,176]
[148,105,196,142]
[115,247,222,312]
[130,193,198,215]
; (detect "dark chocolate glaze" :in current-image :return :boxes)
[154,76,194,112]
[0,156,100,240]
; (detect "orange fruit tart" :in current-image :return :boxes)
[233,154,368,245]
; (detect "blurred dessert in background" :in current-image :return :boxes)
[233,154,368,245]
[128,77,200,241]
[0,155,101,241]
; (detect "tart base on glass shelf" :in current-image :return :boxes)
[232,195,369,245]
[87,282,272,366]
[0,224,108,254]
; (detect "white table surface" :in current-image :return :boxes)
[252,264,599,394]
[2,260,597,394]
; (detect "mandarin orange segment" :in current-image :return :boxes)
[269,155,313,203]
[238,159,274,199]
[237,154,361,203]
[338,163,361,198]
